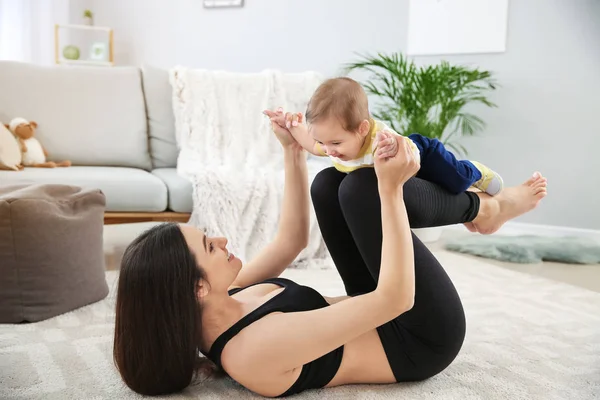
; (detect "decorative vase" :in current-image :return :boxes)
[83,16,93,26]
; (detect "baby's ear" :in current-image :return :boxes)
[4,124,8,129]
[30,121,38,129]
[358,119,371,137]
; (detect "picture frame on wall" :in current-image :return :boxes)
[203,0,244,8]
[406,0,509,56]
[89,42,108,61]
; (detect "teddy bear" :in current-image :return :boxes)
[0,121,23,170]
[6,118,71,168]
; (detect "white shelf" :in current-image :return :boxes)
[58,59,114,67]
[54,23,114,66]
[56,24,113,32]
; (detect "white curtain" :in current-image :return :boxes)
[0,0,69,64]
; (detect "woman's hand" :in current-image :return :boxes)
[265,107,304,129]
[263,107,302,149]
[374,131,420,193]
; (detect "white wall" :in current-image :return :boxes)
[91,0,407,74]
[0,0,70,65]
[409,0,600,231]
[68,0,92,24]
[91,0,600,230]
[0,0,100,64]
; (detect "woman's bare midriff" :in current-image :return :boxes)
[325,326,396,387]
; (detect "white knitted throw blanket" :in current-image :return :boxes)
[170,67,332,268]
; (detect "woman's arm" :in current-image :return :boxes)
[376,185,415,303]
[231,144,310,288]
[232,187,414,376]
[232,139,420,375]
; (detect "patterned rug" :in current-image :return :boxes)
[1,250,599,400]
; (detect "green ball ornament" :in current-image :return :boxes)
[63,45,80,60]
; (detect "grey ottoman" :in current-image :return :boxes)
[0,184,108,323]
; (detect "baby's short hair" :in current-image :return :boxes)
[305,77,369,132]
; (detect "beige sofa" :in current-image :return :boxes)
[0,61,192,224]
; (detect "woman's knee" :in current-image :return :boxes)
[339,172,433,228]
[310,167,344,207]
[338,168,379,212]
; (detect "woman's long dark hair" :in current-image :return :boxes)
[113,222,216,396]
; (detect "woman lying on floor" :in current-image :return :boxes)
[112,111,547,397]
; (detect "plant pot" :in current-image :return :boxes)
[413,227,444,243]
[83,17,93,26]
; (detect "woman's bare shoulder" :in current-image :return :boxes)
[219,312,299,397]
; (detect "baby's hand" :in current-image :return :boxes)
[375,131,398,159]
[263,107,303,131]
[263,107,287,130]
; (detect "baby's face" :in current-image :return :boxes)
[310,117,368,161]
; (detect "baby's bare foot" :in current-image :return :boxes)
[463,222,478,233]
[471,172,547,234]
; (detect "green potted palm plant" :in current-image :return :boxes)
[343,52,498,241]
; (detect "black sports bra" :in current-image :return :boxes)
[206,277,344,397]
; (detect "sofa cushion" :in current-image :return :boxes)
[152,168,193,213]
[0,61,152,170]
[0,184,108,323]
[0,167,167,212]
[142,64,179,168]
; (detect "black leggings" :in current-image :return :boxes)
[310,167,480,382]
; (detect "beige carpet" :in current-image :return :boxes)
[1,250,599,399]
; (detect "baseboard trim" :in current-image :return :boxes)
[445,221,600,240]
